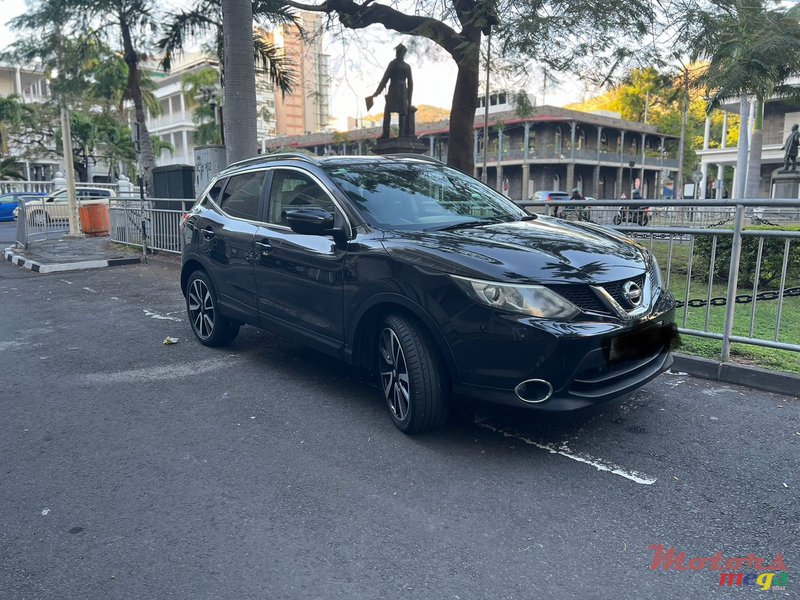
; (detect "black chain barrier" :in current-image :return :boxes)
[675,287,800,309]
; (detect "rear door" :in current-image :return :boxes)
[253,167,347,349]
[196,170,266,322]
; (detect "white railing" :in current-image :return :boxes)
[109,199,191,254]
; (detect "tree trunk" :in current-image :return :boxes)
[120,18,156,195]
[447,40,480,174]
[744,95,764,199]
[222,0,258,165]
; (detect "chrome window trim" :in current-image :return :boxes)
[260,165,353,236]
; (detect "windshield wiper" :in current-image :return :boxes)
[519,214,537,221]
[435,219,497,232]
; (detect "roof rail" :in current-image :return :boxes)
[227,152,321,170]
[387,153,444,164]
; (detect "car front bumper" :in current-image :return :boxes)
[449,291,676,411]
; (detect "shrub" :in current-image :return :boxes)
[694,225,800,288]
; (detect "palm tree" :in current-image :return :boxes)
[9,0,161,194]
[181,68,224,145]
[691,1,800,198]
[157,0,297,97]
[222,0,259,164]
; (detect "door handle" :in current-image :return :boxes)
[201,227,216,240]
[255,240,273,256]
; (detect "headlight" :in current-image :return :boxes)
[451,275,580,319]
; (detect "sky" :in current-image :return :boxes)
[0,0,583,128]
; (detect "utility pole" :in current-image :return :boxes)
[481,30,491,184]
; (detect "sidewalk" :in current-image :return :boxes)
[4,236,141,273]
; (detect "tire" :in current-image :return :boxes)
[377,314,449,434]
[185,270,240,347]
[640,214,649,226]
[612,214,622,225]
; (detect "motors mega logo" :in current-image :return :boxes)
[648,545,789,591]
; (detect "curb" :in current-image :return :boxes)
[4,247,140,274]
[672,353,800,399]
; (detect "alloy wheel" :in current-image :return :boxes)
[379,328,411,421]
[188,278,215,340]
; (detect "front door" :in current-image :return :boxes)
[197,170,265,322]
[254,168,347,349]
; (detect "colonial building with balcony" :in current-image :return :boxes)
[262,105,680,201]
[697,85,800,199]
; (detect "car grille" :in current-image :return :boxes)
[601,272,646,309]
[550,266,650,316]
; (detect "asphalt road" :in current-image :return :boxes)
[1,221,17,246]
[1,257,798,600]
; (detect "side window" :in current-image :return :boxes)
[217,171,265,221]
[206,178,227,204]
[267,169,335,227]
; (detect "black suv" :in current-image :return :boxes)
[181,153,675,434]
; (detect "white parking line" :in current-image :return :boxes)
[480,423,657,485]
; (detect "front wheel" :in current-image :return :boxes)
[639,214,649,226]
[186,270,240,347]
[377,314,449,434]
[612,214,622,225]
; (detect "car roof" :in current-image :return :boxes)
[218,152,445,179]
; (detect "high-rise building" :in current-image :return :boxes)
[270,13,331,138]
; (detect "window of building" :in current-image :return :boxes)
[577,130,585,150]
[555,128,562,154]
[600,132,608,150]
[631,137,638,154]
[490,94,498,106]
[498,92,507,105]
[553,173,560,191]
[218,171,265,221]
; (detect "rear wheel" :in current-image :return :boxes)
[612,214,622,225]
[377,314,449,434]
[186,270,240,347]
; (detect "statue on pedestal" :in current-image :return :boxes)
[780,123,799,172]
[367,44,415,139]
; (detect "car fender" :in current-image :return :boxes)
[345,292,459,379]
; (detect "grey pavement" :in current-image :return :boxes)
[1,258,798,600]
[4,232,140,265]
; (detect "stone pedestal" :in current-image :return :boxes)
[372,136,428,155]
[771,171,800,199]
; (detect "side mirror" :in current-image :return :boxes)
[285,207,335,236]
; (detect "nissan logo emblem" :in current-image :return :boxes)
[622,281,643,307]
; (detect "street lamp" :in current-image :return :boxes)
[480,4,499,184]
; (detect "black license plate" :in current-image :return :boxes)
[606,322,673,363]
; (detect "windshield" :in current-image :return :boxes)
[323,162,527,231]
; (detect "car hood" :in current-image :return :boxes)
[380,216,650,284]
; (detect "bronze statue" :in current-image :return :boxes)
[367,44,414,139]
[781,123,800,172]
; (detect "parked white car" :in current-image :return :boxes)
[13,187,115,225]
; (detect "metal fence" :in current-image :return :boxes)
[109,199,192,254]
[524,198,800,360]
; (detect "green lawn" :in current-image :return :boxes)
[647,239,800,374]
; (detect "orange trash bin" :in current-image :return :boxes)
[79,204,110,237]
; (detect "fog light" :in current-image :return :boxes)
[514,379,553,404]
